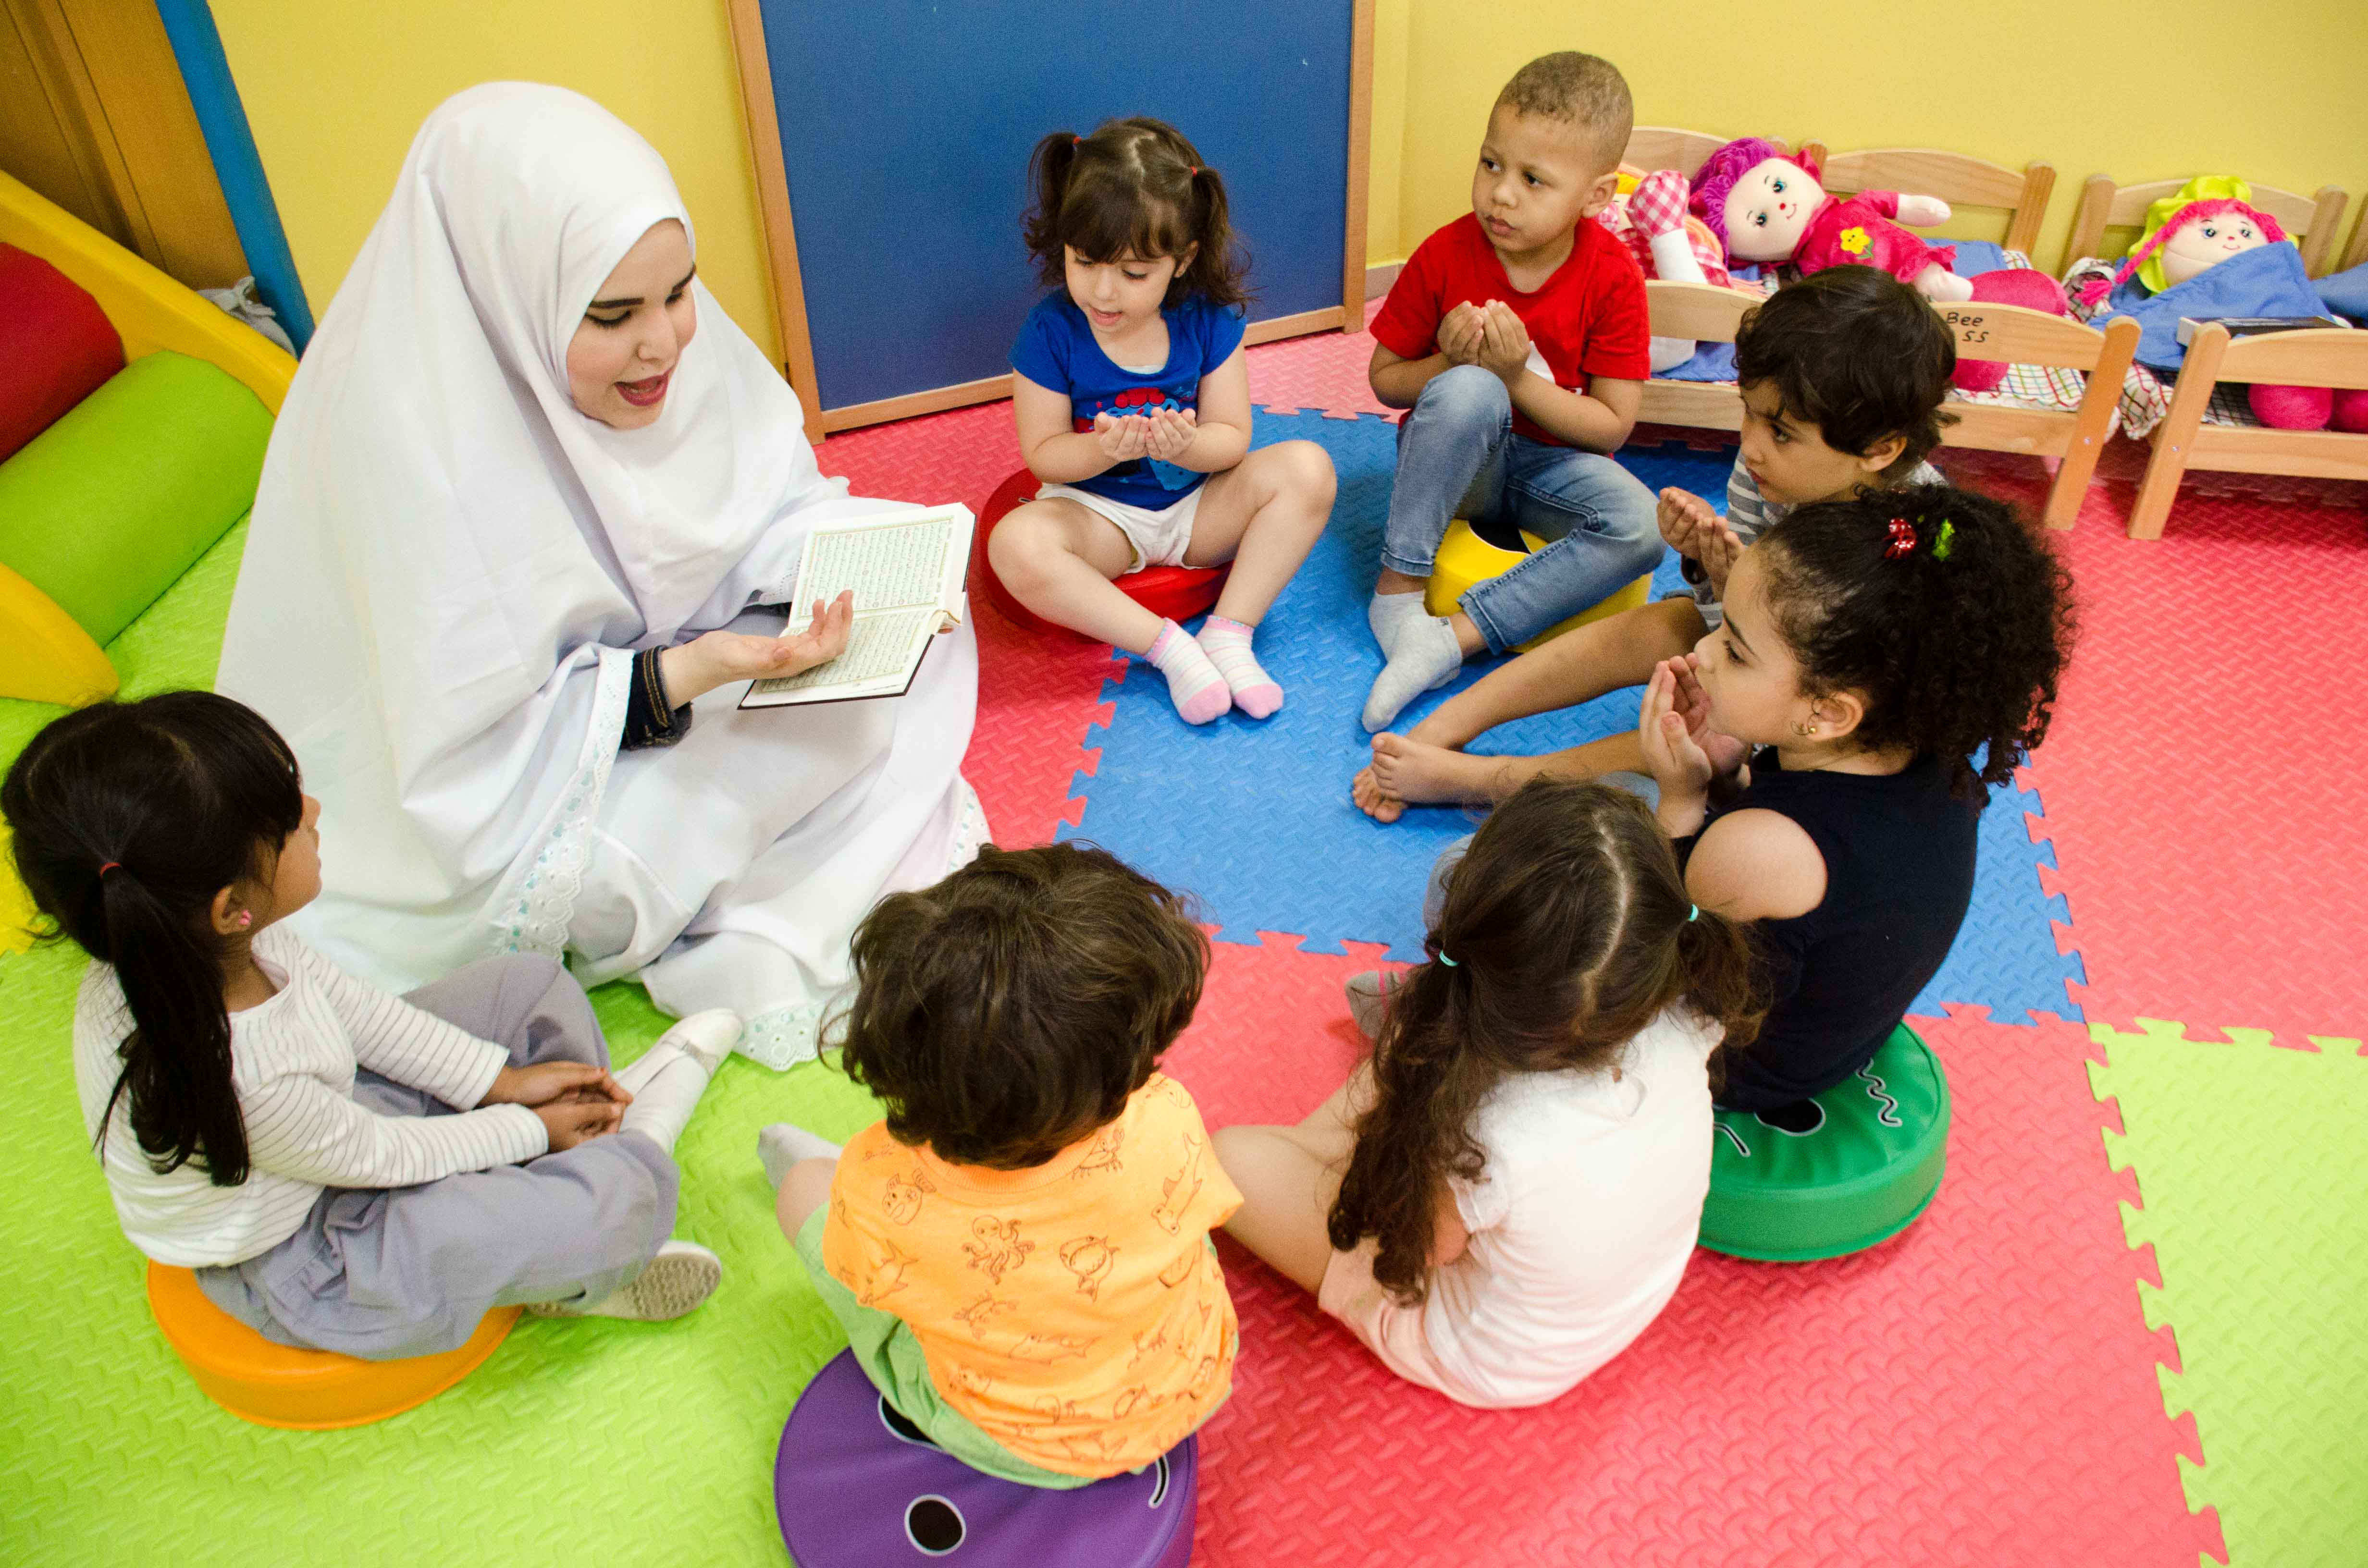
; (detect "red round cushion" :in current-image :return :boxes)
[974,469,1228,638]
[0,244,124,464]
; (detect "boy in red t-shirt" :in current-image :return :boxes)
[1361,51,1661,733]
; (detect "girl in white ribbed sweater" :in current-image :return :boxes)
[8,691,736,1359]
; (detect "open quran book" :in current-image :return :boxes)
[738,504,974,709]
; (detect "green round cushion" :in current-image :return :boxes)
[0,350,270,648]
[1699,1023,1950,1263]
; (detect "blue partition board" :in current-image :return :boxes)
[756,0,1352,409]
[1061,412,2082,1025]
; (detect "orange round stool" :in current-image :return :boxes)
[146,1261,518,1429]
[974,468,1229,637]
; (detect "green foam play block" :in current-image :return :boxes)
[0,350,270,647]
[1700,1023,1951,1262]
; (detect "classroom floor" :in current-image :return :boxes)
[2,314,2361,1566]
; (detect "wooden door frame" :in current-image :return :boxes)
[725,0,1374,442]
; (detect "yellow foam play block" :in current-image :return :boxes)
[1424,518,1652,652]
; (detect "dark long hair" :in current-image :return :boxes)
[1022,117,1251,310]
[1328,780,1764,1301]
[1754,484,2076,794]
[3,691,304,1186]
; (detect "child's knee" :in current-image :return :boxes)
[1413,364,1511,428]
[776,1156,837,1241]
[987,506,1063,580]
[1279,440,1338,505]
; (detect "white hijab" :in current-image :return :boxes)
[219,83,848,988]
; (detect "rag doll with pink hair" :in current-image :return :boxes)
[2079,182,2368,432]
[1685,137,2069,392]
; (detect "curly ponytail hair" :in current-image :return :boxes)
[1023,117,1251,310]
[1328,780,1764,1302]
[1754,484,2077,794]
[3,691,304,1186]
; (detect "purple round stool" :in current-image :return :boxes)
[774,1350,1196,1565]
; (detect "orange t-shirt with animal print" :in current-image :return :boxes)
[821,1072,1243,1477]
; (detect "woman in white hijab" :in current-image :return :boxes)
[218,84,983,1069]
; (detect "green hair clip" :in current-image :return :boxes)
[1931,520,1957,561]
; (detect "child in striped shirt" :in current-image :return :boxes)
[1353,266,1955,821]
[11,692,740,1360]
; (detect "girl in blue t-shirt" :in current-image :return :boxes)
[996,118,1336,723]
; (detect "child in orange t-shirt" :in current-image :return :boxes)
[762,843,1240,1487]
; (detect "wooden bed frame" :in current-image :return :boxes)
[2067,175,2350,279]
[1630,280,1762,436]
[2127,324,2368,539]
[1799,146,2055,264]
[1934,304,2139,529]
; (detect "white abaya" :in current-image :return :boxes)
[216,84,980,1067]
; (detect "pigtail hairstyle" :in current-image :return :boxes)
[1754,484,2077,794]
[834,842,1209,1170]
[1328,780,1764,1301]
[1022,118,1251,310]
[1,692,305,1186]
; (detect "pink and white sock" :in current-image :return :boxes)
[1195,615,1283,718]
[1144,620,1231,724]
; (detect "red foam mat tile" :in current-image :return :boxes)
[815,400,1115,847]
[1161,940,2214,1567]
[2020,492,2368,1035]
[1246,299,1398,421]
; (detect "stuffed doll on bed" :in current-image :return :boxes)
[2077,175,2368,433]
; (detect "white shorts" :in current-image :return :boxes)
[1037,482,1204,575]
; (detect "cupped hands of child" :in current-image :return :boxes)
[1441,300,1534,380]
[1639,654,1747,797]
[1094,406,1196,465]
[660,590,854,705]
[1655,488,1745,596]
[481,1061,631,1151]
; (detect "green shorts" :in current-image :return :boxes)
[794,1209,1089,1490]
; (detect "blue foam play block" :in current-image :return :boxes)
[1062,412,2079,1022]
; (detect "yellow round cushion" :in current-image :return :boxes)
[1424,518,1653,652]
[146,1262,517,1430]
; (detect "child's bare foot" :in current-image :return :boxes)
[1352,763,1406,823]
[1368,733,1505,809]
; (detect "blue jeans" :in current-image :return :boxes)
[1382,365,1661,654]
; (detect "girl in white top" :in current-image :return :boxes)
[215,84,983,1071]
[11,692,745,1359]
[1215,777,1764,1408]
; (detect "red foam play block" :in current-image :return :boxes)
[0,242,124,463]
[1158,935,2217,1567]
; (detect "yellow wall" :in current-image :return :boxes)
[1366,0,2368,274]
[207,1,782,359]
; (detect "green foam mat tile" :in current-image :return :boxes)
[2088,1019,2368,1568]
[0,936,876,1564]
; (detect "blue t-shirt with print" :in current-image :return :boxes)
[1008,292,1247,512]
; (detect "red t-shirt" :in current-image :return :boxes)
[1371,213,1650,446]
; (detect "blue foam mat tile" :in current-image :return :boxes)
[1064,415,2075,1021]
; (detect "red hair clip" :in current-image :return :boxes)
[1884,518,1917,558]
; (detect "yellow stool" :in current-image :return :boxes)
[1425,518,1653,652]
[147,1261,518,1430]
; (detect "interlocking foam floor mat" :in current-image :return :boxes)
[2024,497,2368,1035]
[1062,412,2084,1023]
[1158,940,2210,1565]
[2088,1020,2368,1568]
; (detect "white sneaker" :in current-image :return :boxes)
[530,1239,722,1322]
[614,1008,745,1095]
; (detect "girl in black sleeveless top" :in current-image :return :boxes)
[1636,485,2073,1123]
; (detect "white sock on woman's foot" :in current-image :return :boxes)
[1362,612,1464,732]
[758,1123,844,1191]
[1368,589,1430,656]
[619,1054,715,1157]
[1195,615,1283,718]
[1144,619,1230,724]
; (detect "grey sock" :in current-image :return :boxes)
[1367,589,1430,656]
[1362,613,1464,732]
[759,1123,843,1191]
